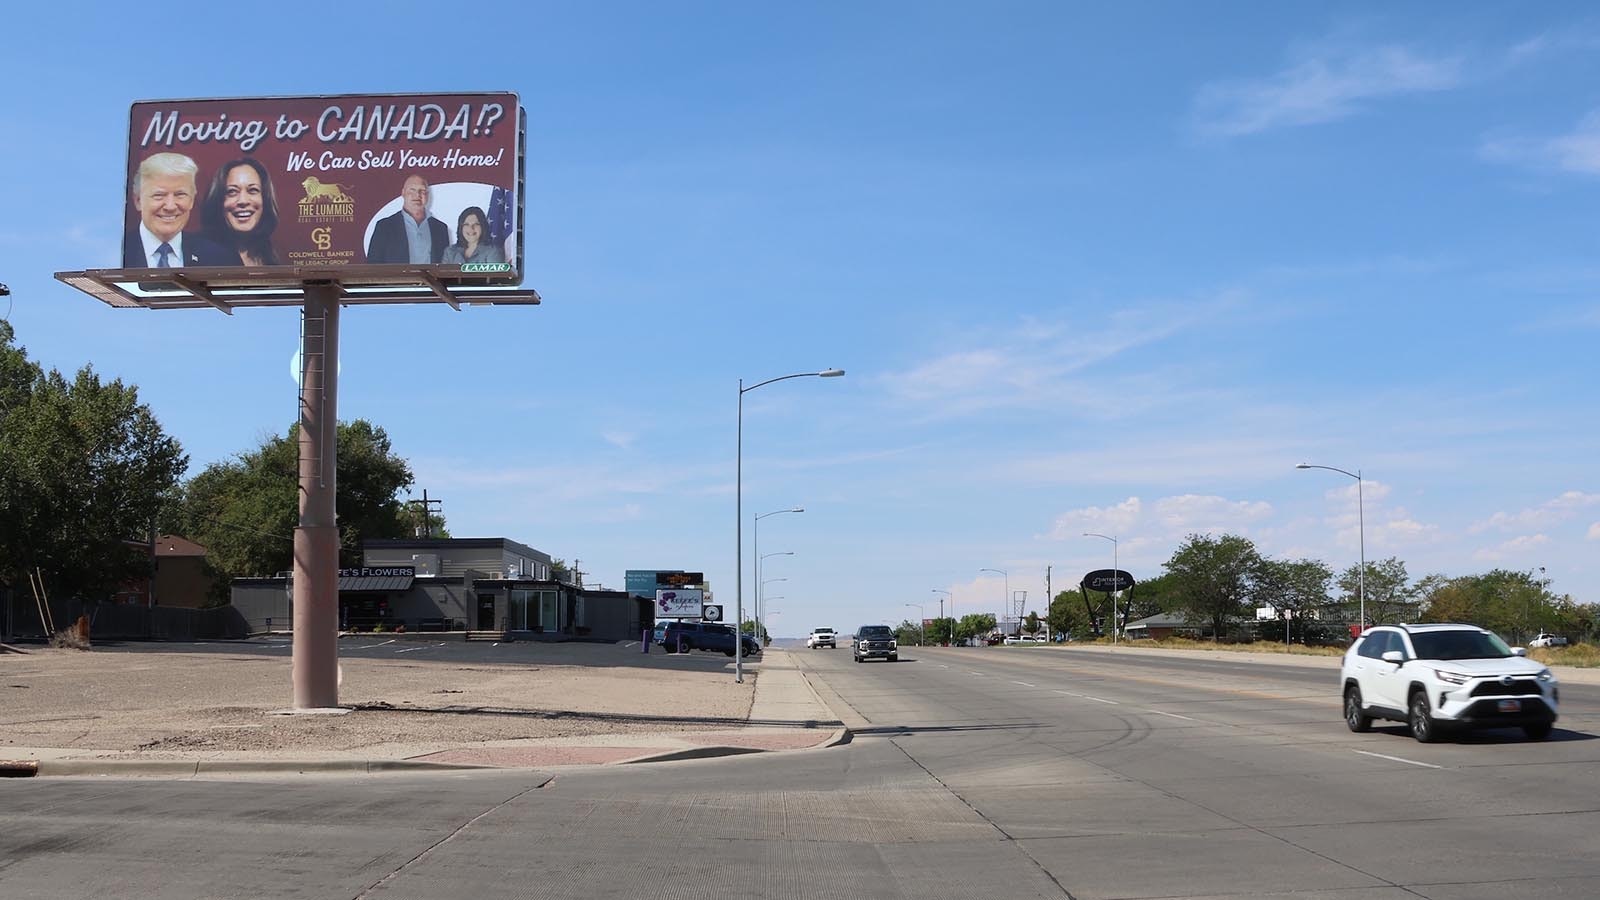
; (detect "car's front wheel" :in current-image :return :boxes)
[1344,686,1373,733]
[1408,691,1439,743]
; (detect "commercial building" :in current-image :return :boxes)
[231,538,651,641]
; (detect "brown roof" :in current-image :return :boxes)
[155,535,208,557]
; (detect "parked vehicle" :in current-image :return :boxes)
[1340,623,1558,742]
[807,628,837,649]
[1529,633,1569,649]
[662,621,761,657]
[652,622,670,645]
[853,625,898,662]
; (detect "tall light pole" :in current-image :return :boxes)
[754,507,803,643]
[932,589,951,645]
[1083,533,1118,643]
[1297,464,1365,633]
[905,603,925,645]
[979,568,1008,636]
[737,369,844,683]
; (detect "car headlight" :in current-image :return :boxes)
[1434,670,1468,685]
[1537,669,1555,682]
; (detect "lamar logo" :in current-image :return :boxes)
[297,177,355,224]
[311,227,332,251]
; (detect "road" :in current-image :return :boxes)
[4,646,1598,899]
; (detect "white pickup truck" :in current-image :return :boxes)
[1528,633,1569,649]
[806,628,837,649]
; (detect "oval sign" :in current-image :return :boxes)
[1084,569,1135,592]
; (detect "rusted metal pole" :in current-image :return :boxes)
[292,283,341,709]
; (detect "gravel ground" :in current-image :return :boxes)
[1,640,757,759]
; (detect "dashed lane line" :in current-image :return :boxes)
[1353,749,1442,769]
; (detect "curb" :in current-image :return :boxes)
[618,725,853,766]
[26,758,495,778]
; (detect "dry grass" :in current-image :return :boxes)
[1089,636,1346,657]
[1529,643,1600,668]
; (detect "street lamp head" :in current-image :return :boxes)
[1295,463,1310,469]
[818,368,845,378]
[790,507,805,513]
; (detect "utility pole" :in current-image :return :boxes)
[1045,565,1052,638]
[407,489,442,539]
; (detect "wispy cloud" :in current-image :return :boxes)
[1482,110,1600,176]
[1474,533,1551,561]
[1194,45,1463,138]
[1043,493,1271,543]
[876,298,1239,422]
[1470,491,1600,533]
[1589,523,1600,541]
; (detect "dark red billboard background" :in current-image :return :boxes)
[124,92,522,281]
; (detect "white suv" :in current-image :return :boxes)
[806,628,836,649]
[1341,623,1558,743]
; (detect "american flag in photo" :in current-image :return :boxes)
[488,187,513,244]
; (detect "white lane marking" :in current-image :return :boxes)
[939,664,950,669]
[1011,681,1036,687]
[1353,749,1442,769]
[395,646,430,653]
[968,671,986,676]
[1084,696,1120,705]
[344,640,396,650]
[1145,710,1197,721]
[1053,690,1084,697]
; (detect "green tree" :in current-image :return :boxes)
[894,619,923,645]
[1336,557,1417,625]
[1024,610,1041,636]
[1047,589,1092,640]
[739,618,770,644]
[0,322,187,602]
[925,617,956,645]
[173,420,417,590]
[1253,558,1332,642]
[955,612,997,643]
[1162,533,1262,640]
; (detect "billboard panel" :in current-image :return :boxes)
[655,588,705,618]
[123,93,523,282]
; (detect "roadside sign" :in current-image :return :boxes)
[702,604,723,622]
[656,588,704,618]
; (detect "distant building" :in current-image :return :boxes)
[230,538,651,640]
[113,534,218,608]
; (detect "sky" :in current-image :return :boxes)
[4,3,1600,637]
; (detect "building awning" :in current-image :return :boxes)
[338,567,415,592]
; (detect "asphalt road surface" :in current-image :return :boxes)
[5,646,1598,899]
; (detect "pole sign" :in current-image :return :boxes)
[656,571,705,587]
[123,92,525,282]
[655,588,705,618]
[1084,569,1135,593]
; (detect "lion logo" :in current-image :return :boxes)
[300,177,353,204]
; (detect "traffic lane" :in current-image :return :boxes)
[797,646,1600,898]
[904,645,1600,722]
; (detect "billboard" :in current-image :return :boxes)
[655,588,705,618]
[122,93,524,281]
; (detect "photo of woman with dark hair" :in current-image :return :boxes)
[441,205,505,266]
[202,157,280,266]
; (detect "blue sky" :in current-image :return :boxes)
[4,4,1600,636]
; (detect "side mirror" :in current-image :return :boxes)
[1512,647,1527,657]
[1381,650,1404,664]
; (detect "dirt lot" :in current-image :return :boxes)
[1,638,756,760]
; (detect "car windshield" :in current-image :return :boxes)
[1409,630,1513,660]
[859,626,892,637]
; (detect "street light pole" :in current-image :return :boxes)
[737,370,843,684]
[1083,534,1118,643]
[979,568,1008,637]
[754,508,803,643]
[1297,464,1365,633]
[905,603,925,645]
[932,589,951,645]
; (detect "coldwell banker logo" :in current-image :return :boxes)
[297,176,355,224]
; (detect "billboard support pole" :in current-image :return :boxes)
[292,282,342,709]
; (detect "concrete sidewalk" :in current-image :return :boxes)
[1,648,847,777]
